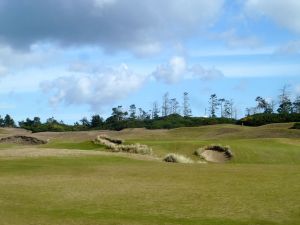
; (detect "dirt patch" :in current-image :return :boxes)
[195,145,233,163]
[0,136,47,145]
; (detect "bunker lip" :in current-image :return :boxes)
[0,135,47,145]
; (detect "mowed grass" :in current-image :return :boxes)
[0,123,299,225]
[42,140,105,150]
[0,156,299,225]
[127,138,300,164]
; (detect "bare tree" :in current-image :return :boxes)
[183,92,192,117]
[170,98,180,114]
[152,101,160,119]
[162,92,170,117]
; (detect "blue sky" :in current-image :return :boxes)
[0,0,300,123]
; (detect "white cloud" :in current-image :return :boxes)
[0,44,62,72]
[152,56,223,84]
[217,29,261,49]
[296,84,300,94]
[276,40,300,55]
[245,0,300,34]
[0,103,16,110]
[188,65,223,80]
[132,42,162,57]
[0,64,7,76]
[93,0,116,8]
[152,56,186,84]
[221,62,300,78]
[41,64,147,110]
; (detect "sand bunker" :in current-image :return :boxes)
[195,145,233,163]
[0,135,47,145]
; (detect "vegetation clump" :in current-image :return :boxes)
[291,123,300,129]
[94,135,152,155]
[97,135,123,144]
[163,153,193,164]
[238,113,300,126]
[0,136,47,145]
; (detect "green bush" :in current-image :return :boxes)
[238,113,300,126]
[291,123,300,129]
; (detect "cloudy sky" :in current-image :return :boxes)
[0,0,300,122]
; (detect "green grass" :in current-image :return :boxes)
[126,138,300,164]
[0,143,18,149]
[43,140,105,150]
[0,123,300,224]
[0,156,299,225]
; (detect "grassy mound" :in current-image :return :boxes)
[0,135,47,145]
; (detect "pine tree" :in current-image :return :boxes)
[277,85,292,114]
[91,115,103,128]
[152,102,160,119]
[208,94,219,118]
[218,98,225,117]
[129,104,137,119]
[4,114,15,127]
[293,96,300,113]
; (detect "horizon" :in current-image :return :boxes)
[0,0,300,123]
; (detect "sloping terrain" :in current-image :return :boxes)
[0,123,299,225]
[0,135,47,145]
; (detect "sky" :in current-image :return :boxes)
[0,0,300,123]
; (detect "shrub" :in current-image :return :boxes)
[238,113,300,126]
[163,153,193,164]
[291,123,300,129]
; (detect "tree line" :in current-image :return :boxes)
[1,86,300,132]
[240,85,300,126]
[15,92,236,131]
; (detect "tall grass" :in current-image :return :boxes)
[94,135,152,155]
[163,153,193,164]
